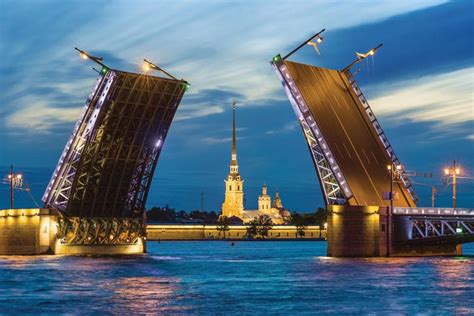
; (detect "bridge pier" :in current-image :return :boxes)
[0,209,146,255]
[327,205,385,257]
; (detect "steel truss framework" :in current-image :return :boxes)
[344,71,418,203]
[43,69,187,218]
[410,218,474,239]
[57,214,145,245]
[272,59,419,206]
[394,207,474,242]
[273,61,350,205]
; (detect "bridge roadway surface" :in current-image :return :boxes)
[284,61,415,207]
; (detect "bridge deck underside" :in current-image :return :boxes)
[43,70,186,218]
[284,61,414,207]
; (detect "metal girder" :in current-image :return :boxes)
[393,207,474,243]
[272,60,351,205]
[43,69,187,218]
[57,214,145,245]
[410,218,474,239]
[344,70,418,203]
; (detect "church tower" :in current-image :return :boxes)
[273,191,283,209]
[258,183,271,211]
[221,101,244,218]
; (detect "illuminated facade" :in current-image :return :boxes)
[221,104,287,224]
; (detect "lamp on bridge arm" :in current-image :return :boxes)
[342,43,383,73]
[142,59,189,90]
[75,47,109,74]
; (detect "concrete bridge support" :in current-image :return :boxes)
[0,209,146,255]
[327,205,385,257]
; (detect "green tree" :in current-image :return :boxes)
[216,216,231,239]
[246,220,257,239]
[314,207,327,226]
[247,215,274,239]
[291,212,307,238]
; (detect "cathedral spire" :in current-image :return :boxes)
[232,100,237,161]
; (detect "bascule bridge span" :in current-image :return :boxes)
[271,34,473,257]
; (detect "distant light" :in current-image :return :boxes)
[155,139,162,147]
[455,168,460,175]
[456,227,463,234]
[80,52,88,60]
[316,36,323,44]
[16,174,22,179]
[444,168,450,175]
[143,63,151,72]
[323,222,327,229]
[396,165,402,171]
[8,174,12,179]
[387,165,392,170]
[369,50,375,56]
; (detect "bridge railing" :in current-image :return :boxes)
[393,207,474,217]
[344,70,418,204]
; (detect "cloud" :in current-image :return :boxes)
[5,101,82,133]
[265,122,298,135]
[0,0,447,135]
[368,67,474,126]
[202,137,233,145]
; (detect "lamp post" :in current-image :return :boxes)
[444,160,460,208]
[7,165,22,209]
[386,164,401,257]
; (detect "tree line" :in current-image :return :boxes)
[146,205,326,226]
[147,206,327,239]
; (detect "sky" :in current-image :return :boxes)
[0,0,473,212]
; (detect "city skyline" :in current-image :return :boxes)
[1,0,473,211]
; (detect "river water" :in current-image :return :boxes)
[0,241,473,314]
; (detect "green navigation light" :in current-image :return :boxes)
[100,67,108,75]
[184,83,191,91]
[272,55,281,63]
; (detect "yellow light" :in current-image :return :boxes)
[444,168,450,175]
[8,174,11,179]
[369,50,375,56]
[143,63,150,72]
[316,37,323,44]
[323,223,328,229]
[387,165,392,170]
[16,174,22,179]
[396,165,402,170]
[455,168,460,175]
[80,52,88,60]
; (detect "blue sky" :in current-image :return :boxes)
[0,0,473,212]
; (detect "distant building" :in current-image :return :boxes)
[221,103,289,224]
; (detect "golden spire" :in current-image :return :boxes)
[232,100,237,161]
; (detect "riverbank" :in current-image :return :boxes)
[147,224,326,240]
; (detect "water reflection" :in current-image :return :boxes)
[106,276,188,313]
[0,242,472,314]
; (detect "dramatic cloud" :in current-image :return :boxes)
[0,0,447,133]
[369,67,474,126]
[5,101,82,133]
